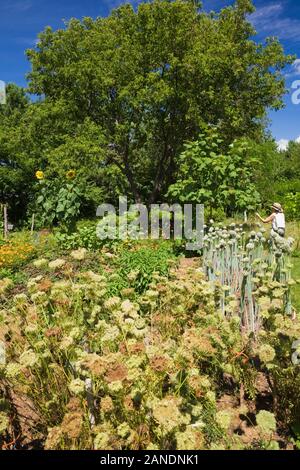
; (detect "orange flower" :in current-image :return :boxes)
[0,240,34,268]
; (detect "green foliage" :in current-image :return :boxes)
[0,267,27,284]
[0,83,29,117]
[253,139,300,218]
[55,221,103,251]
[34,178,82,231]
[291,423,300,450]
[251,140,284,207]
[168,129,260,215]
[0,85,33,223]
[291,256,300,313]
[256,410,276,434]
[55,224,178,294]
[0,1,295,221]
[110,240,177,294]
[271,367,300,428]
[282,141,300,180]
[20,0,291,207]
[283,193,300,221]
[273,180,300,206]
[202,400,225,446]
[118,241,175,293]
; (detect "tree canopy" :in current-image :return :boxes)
[0,0,295,223]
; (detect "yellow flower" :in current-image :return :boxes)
[66,170,76,179]
[35,170,44,180]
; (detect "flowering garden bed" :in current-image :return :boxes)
[0,227,300,450]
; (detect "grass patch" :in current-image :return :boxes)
[292,256,300,312]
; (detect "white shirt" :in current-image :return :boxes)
[272,212,285,230]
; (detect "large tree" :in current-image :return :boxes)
[0,84,32,222]
[15,0,294,206]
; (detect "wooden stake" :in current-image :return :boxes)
[3,205,8,239]
[31,213,35,235]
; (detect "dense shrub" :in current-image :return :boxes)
[111,240,178,294]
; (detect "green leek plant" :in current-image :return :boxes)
[203,223,295,332]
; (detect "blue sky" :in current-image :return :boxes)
[0,0,299,146]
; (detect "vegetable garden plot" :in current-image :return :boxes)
[203,223,295,332]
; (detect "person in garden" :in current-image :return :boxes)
[256,203,285,237]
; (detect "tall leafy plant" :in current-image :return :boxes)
[35,171,82,231]
[168,129,260,216]
[284,193,300,221]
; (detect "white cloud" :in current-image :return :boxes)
[276,136,300,150]
[251,3,283,21]
[293,59,300,73]
[276,139,289,151]
[0,1,33,13]
[286,59,300,78]
[101,0,140,10]
[14,37,37,46]
[250,2,300,41]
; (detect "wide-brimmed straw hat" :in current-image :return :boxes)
[272,202,283,213]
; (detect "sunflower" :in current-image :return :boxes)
[66,170,76,179]
[35,170,44,180]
